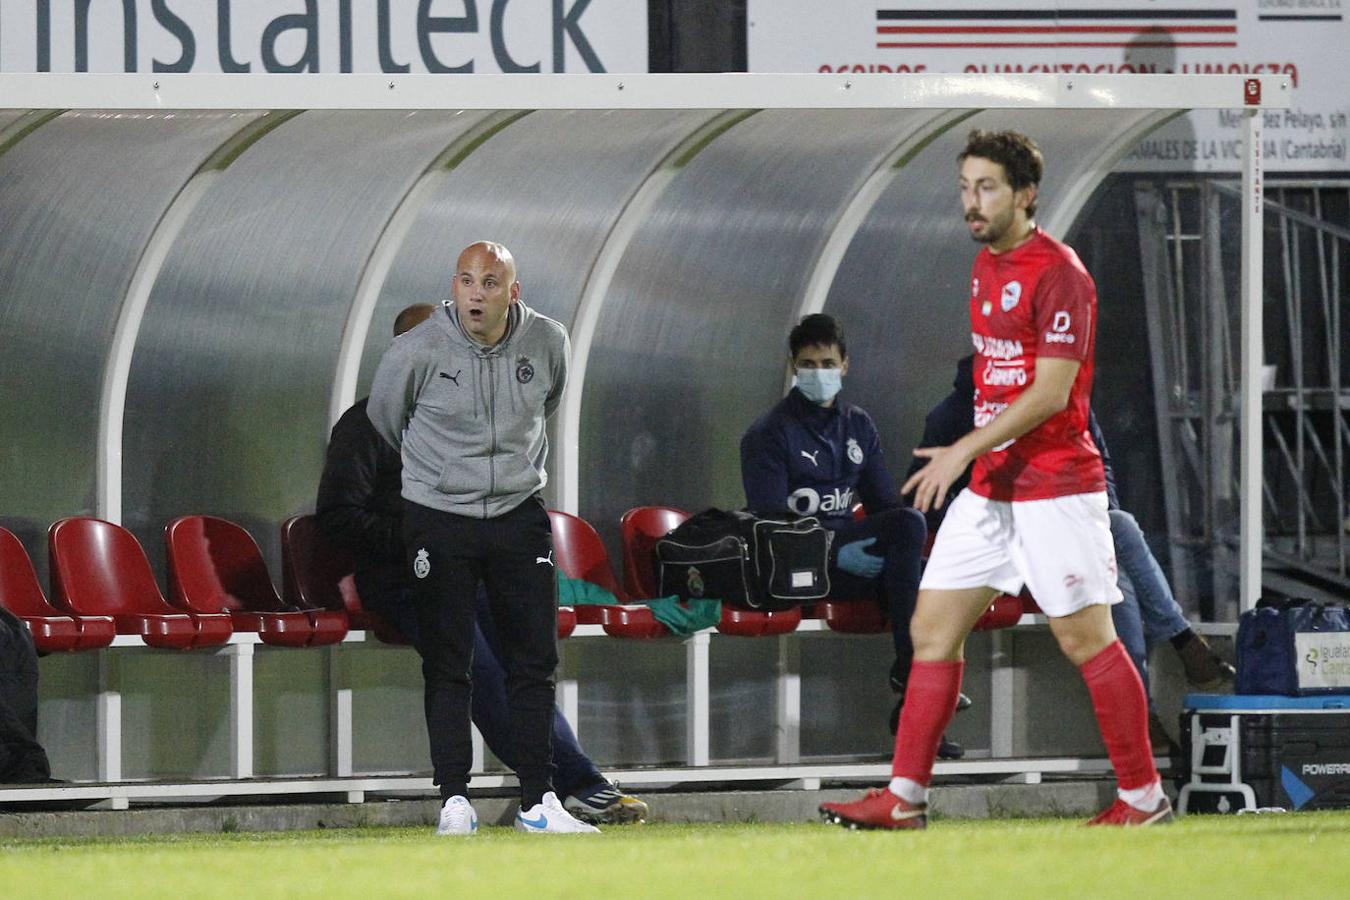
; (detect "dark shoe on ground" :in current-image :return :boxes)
[954,692,972,713]
[1178,633,1236,691]
[888,698,967,763]
[563,781,648,825]
[1086,796,1174,826]
[1147,710,1181,759]
[820,788,927,830]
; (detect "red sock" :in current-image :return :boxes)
[891,659,964,785]
[1079,639,1158,791]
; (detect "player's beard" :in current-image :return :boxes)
[966,206,1015,245]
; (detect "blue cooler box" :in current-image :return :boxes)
[1178,693,1350,814]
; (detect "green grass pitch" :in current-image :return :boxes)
[4,813,1350,898]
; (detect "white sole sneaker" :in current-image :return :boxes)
[515,791,601,834]
[437,795,478,835]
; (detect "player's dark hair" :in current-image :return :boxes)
[789,313,846,360]
[959,129,1044,217]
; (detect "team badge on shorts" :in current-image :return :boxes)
[846,437,864,465]
[413,548,431,579]
[515,357,535,384]
[1000,281,1022,312]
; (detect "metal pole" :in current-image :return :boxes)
[1239,109,1264,612]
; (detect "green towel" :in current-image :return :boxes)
[644,596,722,637]
[557,576,720,637]
[557,575,619,607]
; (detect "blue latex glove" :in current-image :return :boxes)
[837,537,884,578]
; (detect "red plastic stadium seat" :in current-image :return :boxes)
[1020,589,1043,616]
[819,599,888,634]
[573,603,606,626]
[166,516,348,648]
[548,510,670,638]
[619,505,690,599]
[547,510,629,601]
[971,592,1025,631]
[48,517,231,650]
[557,606,577,639]
[280,515,407,645]
[718,605,802,637]
[599,604,669,639]
[0,526,114,652]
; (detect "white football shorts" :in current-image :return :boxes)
[919,488,1123,617]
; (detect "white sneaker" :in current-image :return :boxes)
[514,791,601,833]
[437,795,478,835]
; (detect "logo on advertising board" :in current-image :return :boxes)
[1294,632,1350,690]
[1281,757,1350,811]
[746,0,1350,173]
[0,1,647,74]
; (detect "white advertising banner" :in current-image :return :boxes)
[1294,632,1350,691]
[748,0,1349,171]
[0,0,646,75]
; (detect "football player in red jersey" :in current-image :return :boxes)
[820,130,1169,830]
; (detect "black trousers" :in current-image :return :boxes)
[827,507,927,671]
[402,495,559,806]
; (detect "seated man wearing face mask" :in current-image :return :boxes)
[740,314,964,758]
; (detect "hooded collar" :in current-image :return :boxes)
[442,301,530,357]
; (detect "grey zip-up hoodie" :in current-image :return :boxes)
[366,301,570,519]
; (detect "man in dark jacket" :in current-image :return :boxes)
[0,606,52,784]
[741,314,964,758]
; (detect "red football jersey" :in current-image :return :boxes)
[966,228,1105,501]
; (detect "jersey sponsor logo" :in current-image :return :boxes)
[787,486,854,517]
[846,437,864,465]
[971,333,1023,361]
[982,359,1027,387]
[1044,310,1076,343]
[800,449,820,467]
[973,399,1009,428]
[414,548,431,579]
[536,550,554,567]
[1000,280,1022,312]
[439,370,462,386]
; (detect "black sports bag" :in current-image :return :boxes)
[654,508,833,611]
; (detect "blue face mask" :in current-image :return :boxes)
[795,368,843,405]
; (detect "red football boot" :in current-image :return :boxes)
[819,788,927,830]
[1086,797,1175,826]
